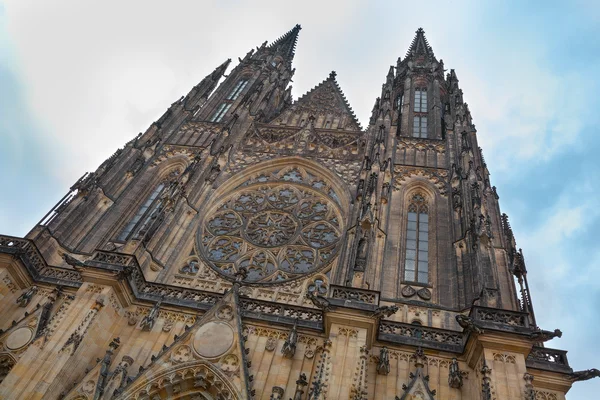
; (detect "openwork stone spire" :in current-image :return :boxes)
[269,24,302,62]
[405,27,435,59]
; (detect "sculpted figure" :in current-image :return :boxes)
[140,300,161,331]
[448,358,463,388]
[16,286,38,307]
[281,319,298,358]
[376,346,391,375]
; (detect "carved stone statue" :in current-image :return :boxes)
[306,291,331,312]
[569,368,600,382]
[456,314,484,335]
[448,358,463,388]
[376,346,390,375]
[281,319,298,358]
[294,372,308,400]
[16,286,38,307]
[354,233,368,271]
[371,305,399,319]
[529,328,562,342]
[140,300,161,331]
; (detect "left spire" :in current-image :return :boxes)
[268,24,302,63]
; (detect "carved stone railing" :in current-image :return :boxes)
[91,250,138,267]
[240,298,323,330]
[526,346,572,373]
[378,320,464,353]
[0,234,82,286]
[471,306,530,333]
[328,285,379,307]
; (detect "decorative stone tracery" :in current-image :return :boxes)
[198,165,345,283]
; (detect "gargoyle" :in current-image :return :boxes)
[529,328,562,342]
[306,291,331,312]
[371,305,399,319]
[569,368,600,382]
[456,314,484,335]
[62,253,87,271]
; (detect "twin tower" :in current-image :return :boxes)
[0,25,593,399]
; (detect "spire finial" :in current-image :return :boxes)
[268,24,303,62]
[405,27,435,59]
[329,71,337,80]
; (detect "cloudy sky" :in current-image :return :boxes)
[1,0,599,397]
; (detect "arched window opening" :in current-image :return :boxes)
[118,183,165,241]
[227,79,249,101]
[210,78,249,123]
[413,87,428,138]
[414,88,427,112]
[404,193,429,284]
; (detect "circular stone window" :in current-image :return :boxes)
[197,173,344,283]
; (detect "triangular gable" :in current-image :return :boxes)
[116,285,252,400]
[288,72,362,131]
[397,348,437,400]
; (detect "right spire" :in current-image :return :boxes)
[405,27,436,60]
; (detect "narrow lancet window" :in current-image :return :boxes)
[210,103,232,122]
[227,79,248,100]
[414,88,427,112]
[412,88,428,138]
[118,183,165,241]
[413,116,427,138]
[404,193,429,284]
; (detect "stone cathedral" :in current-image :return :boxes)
[0,26,596,400]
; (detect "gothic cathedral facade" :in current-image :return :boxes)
[0,26,595,400]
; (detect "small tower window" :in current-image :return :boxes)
[414,88,427,112]
[210,103,232,122]
[210,79,248,122]
[413,116,427,138]
[118,182,165,241]
[404,193,429,284]
[227,79,249,101]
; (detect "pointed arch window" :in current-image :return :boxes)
[210,78,249,122]
[404,193,429,284]
[117,182,165,241]
[413,87,428,138]
[227,79,249,101]
[414,88,427,112]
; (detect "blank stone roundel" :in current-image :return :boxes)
[6,327,33,350]
[193,321,234,358]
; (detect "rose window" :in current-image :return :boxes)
[198,176,344,283]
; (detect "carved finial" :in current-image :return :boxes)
[329,71,337,80]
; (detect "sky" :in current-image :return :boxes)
[1,0,599,397]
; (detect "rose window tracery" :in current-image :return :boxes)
[198,167,345,283]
